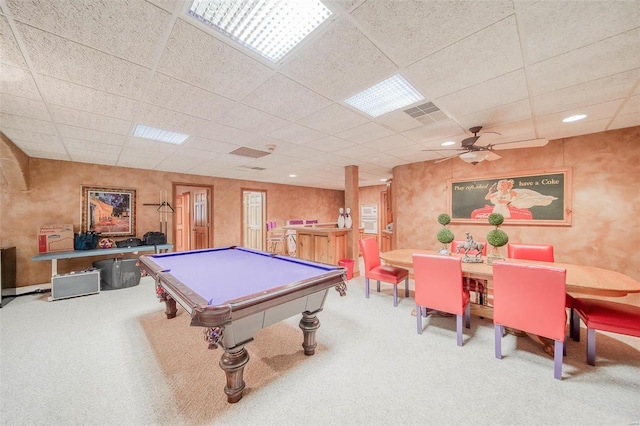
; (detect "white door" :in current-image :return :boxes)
[243,191,265,250]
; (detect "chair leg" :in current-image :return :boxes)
[377,280,380,292]
[365,278,370,299]
[569,308,580,342]
[554,340,563,380]
[587,328,596,366]
[404,278,409,297]
[494,325,503,359]
[456,314,463,347]
[416,304,423,335]
[464,303,471,329]
[393,285,398,307]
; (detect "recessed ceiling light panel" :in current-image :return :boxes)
[188,0,332,63]
[133,124,189,144]
[562,114,587,123]
[345,74,425,117]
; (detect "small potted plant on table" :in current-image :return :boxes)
[486,213,508,265]
[437,213,454,255]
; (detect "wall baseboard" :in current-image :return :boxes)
[2,282,52,297]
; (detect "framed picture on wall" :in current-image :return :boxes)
[447,168,572,226]
[81,186,136,236]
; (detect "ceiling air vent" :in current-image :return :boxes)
[238,165,267,171]
[404,102,448,123]
[229,147,271,158]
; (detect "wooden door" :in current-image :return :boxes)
[175,193,191,252]
[243,191,264,250]
[193,188,208,249]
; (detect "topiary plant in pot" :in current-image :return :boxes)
[486,213,508,265]
[437,213,454,254]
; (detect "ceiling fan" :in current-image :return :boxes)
[425,126,549,165]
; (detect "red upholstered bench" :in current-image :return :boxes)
[573,298,640,365]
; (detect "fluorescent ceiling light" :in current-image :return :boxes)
[345,74,425,117]
[133,124,189,145]
[188,0,332,63]
[562,114,587,123]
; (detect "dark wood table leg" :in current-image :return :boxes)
[219,346,250,403]
[299,311,320,356]
[156,286,177,319]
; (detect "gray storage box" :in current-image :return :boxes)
[93,258,141,290]
[50,269,100,301]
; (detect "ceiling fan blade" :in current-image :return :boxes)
[486,151,502,161]
[491,138,549,150]
[474,131,501,147]
[435,154,460,163]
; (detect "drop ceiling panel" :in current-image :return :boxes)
[0,94,50,120]
[0,15,28,68]
[180,136,240,154]
[405,16,523,101]
[351,0,514,67]
[435,70,529,118]
[361,134,415,152]
[401,119,466,143]
[243,74,332,122]
[48,105,131,135]
[38,75,138,120]
[296,103,369,134]
[58,125,126,146]
[303,136,357,153]
[145,73,236,121]
[63,138,124,154]
[216,103,290,135]
[268,123,326,145]
[117,155,162,169]
[1,128,61,145]
[515,0,640,65]
[137,103,208,136]
[456,99,533,130]
[527,28,640,96]
[0,65,40,99]
[157,19,274,101]
[280,18,397,101]
[0,113,56,135]
[335,122,394,143]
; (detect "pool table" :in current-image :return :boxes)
[138,246,347,403]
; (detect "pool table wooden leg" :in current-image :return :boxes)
[299,311,320,356]
[157,287,177,319]
[219,346,250,403]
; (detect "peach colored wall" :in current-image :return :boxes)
[393,127,640,281]
[1,160,344,287]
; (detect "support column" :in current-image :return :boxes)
[344,165,360,276]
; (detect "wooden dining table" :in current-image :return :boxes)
[380,249,640,318]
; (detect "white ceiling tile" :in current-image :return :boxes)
[516,0,640,65]
[0,64,40,100]
[0,112,56,135]
[116,155,162,169]
[303,135,357,153]
[535,100,626,138]
[361,134,415,152]
[16,23,150,99]
[6,0,172,67]
[351,0,514,67]
[280,18,397,100]
[155,155,205,173]
[63,138,123,154]
[334,122,394,143]
[401,119,466,142]
[609,112,640,131]
[456,99,533,130]
[38,75,138,120]
[19,149,69,160]
[435,70,529,117]
[48,104,132,135]
[243,74,332,121]
[268,123,326,144]
[146,73,236,121]
[390,144,445,163]
[157,19,274,101]
[618,95,640,116]
[0,93,50,120]
[406,16,523,100]
[0,15,28,68]
[216,103,290,135]
[1,128,61,145]
[297,103,369,134]
[172,146,222,161]
[537,117,612,140]
[332,143,379,159]
[68,150,118,165]
[58,125,126,145]
[533,69,640,117]
[180,136,240,154]
[137,103,208,136]
[125,137,181,155]
[145,0,181,13]
[527,28,640,96]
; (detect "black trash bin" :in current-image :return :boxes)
[92,258,141,290]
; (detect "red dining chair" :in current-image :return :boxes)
[507,243,579,341]
[413,254,471,346]
[359,237,409,307]
[571,298,640,365]
[451,239,487,305]
[492,261,567,380]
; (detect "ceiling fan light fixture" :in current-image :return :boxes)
[562,114,587,123]
[459,151,488,164]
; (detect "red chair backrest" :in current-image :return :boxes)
[359,237,381,273]
[451,240,488,256]
[288,219,304,225]
[492,261,566,340]
[412,254,465,315]
[507,243,554,262]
